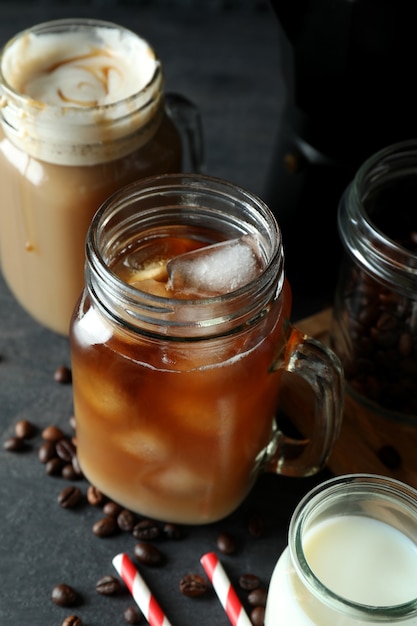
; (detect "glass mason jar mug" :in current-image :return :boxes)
[0,18,202,335]
[69,173,344,524]
[265,474,417,625]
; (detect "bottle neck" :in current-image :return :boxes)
[85,174,285,339]
[0,18,164,165]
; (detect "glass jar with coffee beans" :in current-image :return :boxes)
[330,139,417,421]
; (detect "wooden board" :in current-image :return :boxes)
[285,308,417,487]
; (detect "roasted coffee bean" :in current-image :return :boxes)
[216,531,237,554]
[4,436,26,452]
[92,516,118,537]
[56,438,76,462]
[124,605,143,624]
[133,541,164,566]
[250,605,265,626]
[117,509,137,532]
[87,485,105,507]
[247,514,264,538]
[69,415,77,431]
[163,522,184,540]
[132,519,161,540]
[15,419,37,439]
[42,425,65,441]
[58,485,82,509]
[62,463,81,481]
[179,574,208,597]
[45,457,65,476]
[62,616,82,626]
[247,587,268,607]
[51,583,79,607]
[95,575,122,596]
[103,501,123,518]
[331,267,417,415]
[71,454,83,477]
[239,573,260,591]
[54,364,72,384]
[38,440,57,463]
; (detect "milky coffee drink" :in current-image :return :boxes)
[0,19,183,334]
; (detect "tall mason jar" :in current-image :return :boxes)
[0,18,201,335]
[69,173,344,524]
[330,140,417,422]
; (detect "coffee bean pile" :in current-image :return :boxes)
[4,366,269,625]
[331,266,417,417]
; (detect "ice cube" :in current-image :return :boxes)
[166,234,263,297]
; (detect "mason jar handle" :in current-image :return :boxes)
[165,92,205,173]
[266,325,344,477]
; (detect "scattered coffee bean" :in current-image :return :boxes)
[250,605,265,626]
[163,522,184,540]
[247,587,268,607]
[239,573,261,591]
[117,509,137,532]
[103,501,123,518]
[95,575,122,596]
[58,485,82,509]
[62,463,81,481]
[87,485,105,507]
[179,573,208,598]
[216,531,237,554]
[15,419,37,439]
[71,454,83,478]
[247,514,264,538]
[3,436,27,452]
[69,415,77,431]
[42,425,65,442]
[132,519,161,541]
[62,616,82,626]
[124,605,143,624]
[38,440,57,464]
[54,364,72,384]
[51,583,79,607]
[92,516,118,538]
[133,541,164,566]
[45,457,65,476]
[56,438,76,463]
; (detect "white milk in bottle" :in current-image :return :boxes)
[265,475,417,626]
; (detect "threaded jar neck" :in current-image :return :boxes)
[85,173,284,339]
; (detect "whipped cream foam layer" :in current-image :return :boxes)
[4,27,156,107]
[0,20,163,164]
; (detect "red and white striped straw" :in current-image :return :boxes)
[113,552,173,626]
[200,552,252,626]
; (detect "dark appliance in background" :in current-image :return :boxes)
[266,0,417,315]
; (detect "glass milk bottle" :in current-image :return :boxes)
[0,18,202,335]
[69,173,344,525]
[265,474,417,626]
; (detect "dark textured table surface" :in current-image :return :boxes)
[0,3,332,625]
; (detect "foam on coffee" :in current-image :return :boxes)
[0,21,162,164]
[3,28,156,106]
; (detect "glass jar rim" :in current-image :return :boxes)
[85,173,284,339]
[339,139,417,296]
[289,473,417,620]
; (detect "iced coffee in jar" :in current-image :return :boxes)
[70,173,344,525]
[0,19,200,335]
